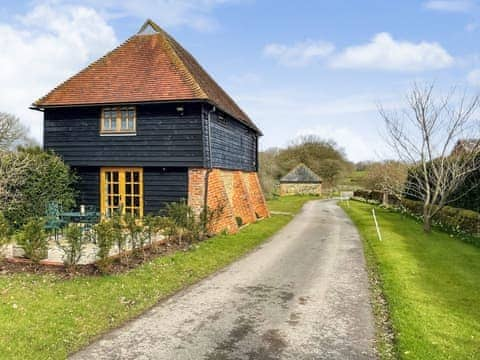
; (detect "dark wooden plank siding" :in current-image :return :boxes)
[207,109,257,171]
[143,167,188,213]
[73,167,188,214]
[44,103,205,167]
[74,167,100,209]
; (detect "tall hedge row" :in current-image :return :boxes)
[404,158,480,212]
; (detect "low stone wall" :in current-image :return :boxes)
[1,234,165,265]
[188,168,270,234]
[280,182,322,196]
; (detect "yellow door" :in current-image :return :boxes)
[100,167,143,217]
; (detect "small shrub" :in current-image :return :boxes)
[123,212,142,255]
[15,218,48,262]
[60,223,85,266]
[142,214,162,248]
[109,212,125,260]
[0,211,12,247]
[94,219,115,270]
[165,201,196,245]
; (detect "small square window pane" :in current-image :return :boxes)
[134,184,139,194]
[126,197,132,207]
[113,172,119,182]
[126,172,131,182]
[128,119,134,129]
[111,118,117,129]
[121,118,127,129]
[134,197,140,207]
[133,172,139,182]
[126,184,132,194]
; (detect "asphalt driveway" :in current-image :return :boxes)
[71,200,376,359]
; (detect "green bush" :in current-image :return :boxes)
[1,147,77,227]
[401,199,480,244]
[141,214,159,247]
[94,220,115,270]
[0,212,12,247]
[15,218,48,262]
[60,224,85,266]
[123,212,142,254]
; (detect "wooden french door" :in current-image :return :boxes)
[100,167,143,217]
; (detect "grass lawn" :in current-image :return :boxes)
[341,201,480,360]
[0,195,316,359]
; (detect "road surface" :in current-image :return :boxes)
[71,200,376,359]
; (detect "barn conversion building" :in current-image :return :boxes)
[280,164,322,196]
[32,20,268,233]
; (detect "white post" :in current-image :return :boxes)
[372,208,382,241]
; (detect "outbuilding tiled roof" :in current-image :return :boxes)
[280,164,322,183]
[33,19,260,133]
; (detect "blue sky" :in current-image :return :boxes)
[1,0,479,161]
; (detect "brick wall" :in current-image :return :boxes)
[188,168,270,234]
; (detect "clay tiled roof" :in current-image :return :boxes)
[33,20,260,133]
[280,164,322,183]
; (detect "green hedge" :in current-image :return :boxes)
[353,189,401,206]
[401,199,480,246]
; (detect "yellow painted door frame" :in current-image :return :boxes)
[100,167,144,217]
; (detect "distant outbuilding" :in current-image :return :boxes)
[280,164,322,196]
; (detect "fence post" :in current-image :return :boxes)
[372,208,382,241]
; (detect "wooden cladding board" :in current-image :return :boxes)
[74,167,188,214]
[44,102,259,171]
[206,109,257,172]
[44,103,205,167]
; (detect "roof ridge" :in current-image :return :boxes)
[33,35,137,107]
[164,32,252,121]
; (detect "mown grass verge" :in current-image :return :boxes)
[341,201,480,360]
[0,195,316,359]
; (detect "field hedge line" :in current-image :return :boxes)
[353,190,480,247]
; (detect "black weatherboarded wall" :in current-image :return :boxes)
[74,167,188,213]
[44,101,258,213]
[44,103,204,167]
[204,107,257,172]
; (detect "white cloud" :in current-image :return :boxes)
[330,32,454,71]
[423,0,473,12]
[467,68,480,85]
[263,40,335,67]
[0,2,117,142]
[82,0,243,31]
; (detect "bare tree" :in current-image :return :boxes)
[0,112,28,150]
[0,151,32,213]
[380,83,480,232]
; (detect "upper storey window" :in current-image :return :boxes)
[101,107,136,134]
